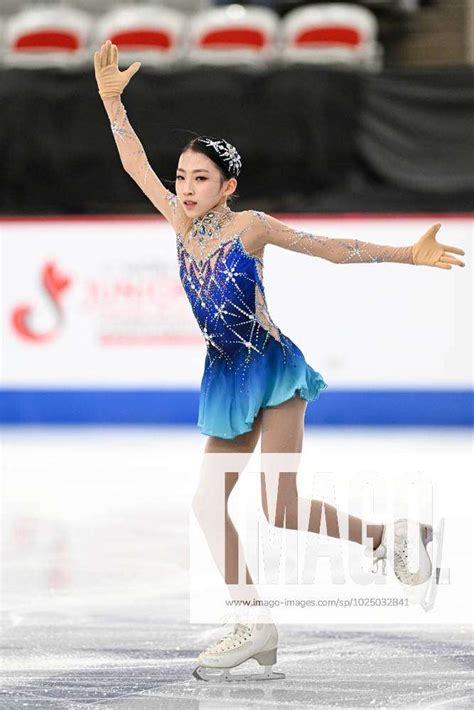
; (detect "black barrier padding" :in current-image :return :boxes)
[0,66,472,214]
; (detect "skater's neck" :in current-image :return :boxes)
[190,203,234,240]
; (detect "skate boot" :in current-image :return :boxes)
[365,518,433,585]
[193,621,285,682]
[365,517,446,610]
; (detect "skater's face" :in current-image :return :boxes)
[176,150,237,218]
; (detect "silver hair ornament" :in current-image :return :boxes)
[197,138,242,177]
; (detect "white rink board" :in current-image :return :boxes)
[0,215,471,388]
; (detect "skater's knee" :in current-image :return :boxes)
[261,473,298,529]
[261,499,298,529]
[262,506,292,529]
[191,487,229,523]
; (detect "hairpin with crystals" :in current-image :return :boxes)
[197,138,242,177]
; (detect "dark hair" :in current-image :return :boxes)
[180,135,240,203]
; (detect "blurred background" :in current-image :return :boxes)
[1,0,473,215]
[0,2,472,707]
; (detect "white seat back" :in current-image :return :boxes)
[4,7,92,69]
[95,5,187,68]
[280,4,383,70]
[187,5,279,69]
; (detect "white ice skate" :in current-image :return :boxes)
[365,517,446,609]
[193,621,285,682]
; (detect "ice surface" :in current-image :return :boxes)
[1,426,472,708]
[1,606,473,708]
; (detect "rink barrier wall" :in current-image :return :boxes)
[2,213,471,426]
[0,389,472,427]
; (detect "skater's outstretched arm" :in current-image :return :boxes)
[94,40,189,233]
[246,211,465,269]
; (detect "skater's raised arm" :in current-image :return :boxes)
[94,40,189,232]
[246,211,465,269]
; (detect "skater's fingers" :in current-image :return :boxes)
[106,39,113,66]
[439,255,465,267]
[440,243,465,256]
[99,42,107,68]
[434,262,451,269]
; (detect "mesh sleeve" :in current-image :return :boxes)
[247,210,414,265]
[102,96,190,234]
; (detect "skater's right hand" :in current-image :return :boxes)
[94,40,141,99]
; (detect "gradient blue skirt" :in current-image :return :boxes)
[197,333,328,439]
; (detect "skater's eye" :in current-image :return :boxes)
[176,176,207,181]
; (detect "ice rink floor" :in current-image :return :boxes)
[1,426,473,709]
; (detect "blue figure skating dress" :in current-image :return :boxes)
[163,194,413,440]
[171,202,329,439]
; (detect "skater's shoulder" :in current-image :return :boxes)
[235,209,271,232]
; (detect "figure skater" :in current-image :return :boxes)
[94,41,466,682]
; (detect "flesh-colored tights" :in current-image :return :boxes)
[191,395,384,603]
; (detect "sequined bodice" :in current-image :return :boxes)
[176,228,281,368]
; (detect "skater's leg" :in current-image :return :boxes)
[192,409,264,601]
[260,396,384,549]
[192,411,282,680]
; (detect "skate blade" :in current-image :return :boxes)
[395,518,445,610]
[193,664,285,682]
[404,577,432,606]
[421,517,446,612]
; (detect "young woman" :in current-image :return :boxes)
[94,41,465,682]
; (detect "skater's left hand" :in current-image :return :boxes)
[412,224,465,269]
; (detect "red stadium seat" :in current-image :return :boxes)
[187,5,279,68]
[281,3,383,70]
[5,7,92,68]
[95,6,186,68]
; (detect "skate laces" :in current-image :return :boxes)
[393,535,417,584]
[366,520,432,585]
[367,527,420,583]
[205,623,253,653]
